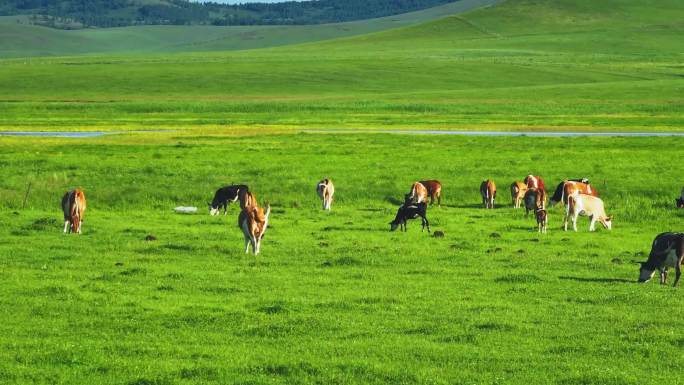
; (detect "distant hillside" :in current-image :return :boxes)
[0,0,458,28]
[0,0,501,57]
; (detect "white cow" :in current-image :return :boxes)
[564,193,612,232]
[317,179,335,211]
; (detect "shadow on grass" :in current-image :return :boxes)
[559,276,633,284]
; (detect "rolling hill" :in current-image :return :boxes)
[0,0,681,132]
[0,0,500,57]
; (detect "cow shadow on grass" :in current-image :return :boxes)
[559,276,633,284]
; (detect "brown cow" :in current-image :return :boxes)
[62,189,86,234]
[480,179,496,209]
[406,182,428,204]
[238,192,271,255]
[549,179,598,207]
[419,180,442,206]
[535,208,548,234]
[524,175,546,192]
[510,181,527,209]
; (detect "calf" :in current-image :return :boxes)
[407,182,428,204]
[676,187,684,208]
[523,188,546,216]
[638,232,684,286]
[419,180,442,206]
[510,181,527,209]
[563,193,612,232]
[549,179,596,207]
[316,179,335,211]
[237,192,271,255]
[524,174,546,192]
[480,179,496,209]
[535,208,548,234]
[389,202,430,233]
[208,184,249,215]
[61,189,86,234]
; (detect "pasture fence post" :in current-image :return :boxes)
[22,182,32,209]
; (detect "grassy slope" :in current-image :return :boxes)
[0,0,500,57]
[0,0,681,132]
[1,132,683,384]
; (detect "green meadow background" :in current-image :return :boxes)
[1,0,684,383]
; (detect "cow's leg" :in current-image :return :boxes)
[572,214,578,232]
[660,269,667,285]
[423,216,430,233]
[674,263,681,287]
[63,220,69,234]
[562,214,568,231]
[588,216,595,232]
[437,193,441,207]
[78,220,83,234]
[242,228,250,253]
[254,238,260,255]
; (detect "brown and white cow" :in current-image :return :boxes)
[419,180,442,206]
[317,179,335,211]
[238,192,271,255]
[549,179,597,207]
[535,208,548,234]
[524,175,546,192]
[480,179,496,209]
[510,181,527,209]
[523,188,546,216]
[406,182,428,204]
[61,189,86,234]
[639,232,684,286]
[563,193,612,232]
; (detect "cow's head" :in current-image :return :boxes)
[389,221,399,231]
[638,262,657,283]
[601,216,613,230]
[676,198,684,208]
[208,202,219,216]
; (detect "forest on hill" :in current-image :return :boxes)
[0,0,456,28]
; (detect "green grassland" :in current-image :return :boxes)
[1,131,683,384]
[0,0,682,132]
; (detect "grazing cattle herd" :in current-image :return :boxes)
[60,176,683,285]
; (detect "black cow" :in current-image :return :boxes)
[390,202,430,233]
[638,232,684,286]
[208,184,249,216]
[677,188,684,208]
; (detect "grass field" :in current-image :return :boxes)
[0,0,682,133]
[1,131,683,384]
[2,0,684,383]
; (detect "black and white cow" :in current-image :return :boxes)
[638,232,684,286]
[208,184,249,216]
[390,202,430,233]
[676,187,684,208]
